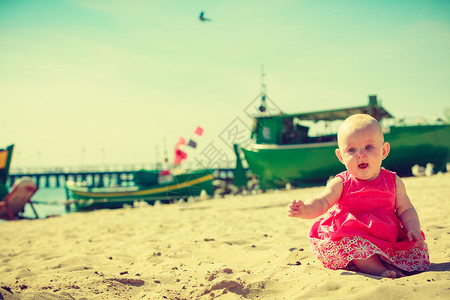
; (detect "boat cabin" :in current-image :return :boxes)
[252,95,393,145]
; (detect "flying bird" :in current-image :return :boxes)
[199,11,211,22]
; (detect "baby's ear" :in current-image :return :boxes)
[335,148,344,164]
[382,142,390,160]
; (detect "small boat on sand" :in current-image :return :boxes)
[65,169,214,211]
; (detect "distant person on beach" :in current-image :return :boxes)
[288,114,430,278]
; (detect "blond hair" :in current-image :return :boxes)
[337,114,384,146]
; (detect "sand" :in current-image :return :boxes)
[1,173,449,299]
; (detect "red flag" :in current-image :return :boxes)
[194,126,204,136]
[174,135,188,166]
[176,149,187,159]
[174,156,182,166]
[174,149,187,165]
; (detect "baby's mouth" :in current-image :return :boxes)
[358,163,368,169]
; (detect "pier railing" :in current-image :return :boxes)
[9,164,238,188]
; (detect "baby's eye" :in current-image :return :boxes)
[348,148,356,153]
[366,145,373,150]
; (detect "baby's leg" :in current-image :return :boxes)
[352,255,396,278]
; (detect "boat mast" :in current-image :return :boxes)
[368,95,381,121]
[259,64,267,112]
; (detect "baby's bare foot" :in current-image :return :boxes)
[383,262,406,278]
[380,270,396,278]
[388,266,405,277]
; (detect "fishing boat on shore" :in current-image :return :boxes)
[65,169,214,211]
[238,94,450,189]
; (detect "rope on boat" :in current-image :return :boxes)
[31,199,85,205]
[31,196,194,206]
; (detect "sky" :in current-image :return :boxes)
[1,0,449,171]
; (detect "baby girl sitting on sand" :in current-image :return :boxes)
[288,114,430,278]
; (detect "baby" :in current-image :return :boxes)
[288,114,429,278]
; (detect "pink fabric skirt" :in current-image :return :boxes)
[309,235,430,272]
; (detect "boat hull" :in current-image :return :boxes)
[65,169,214,211]
[242,124,450,189]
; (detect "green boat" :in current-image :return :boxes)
[239,94,450,189]
[65,169,214,211]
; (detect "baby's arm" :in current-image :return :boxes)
[288,177,342,219]
[395,176,425,248]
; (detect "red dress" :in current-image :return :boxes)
[309,169,430,272]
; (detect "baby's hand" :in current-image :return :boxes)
[288,199,305,218]
[407,229,425,248]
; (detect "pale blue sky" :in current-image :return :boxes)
[1,0,449,169]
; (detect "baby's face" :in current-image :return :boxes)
[336,123,389,180]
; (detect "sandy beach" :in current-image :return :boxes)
[1,173,449,299]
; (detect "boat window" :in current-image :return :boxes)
[293,118,314,129]
[262,127,271,140]
[281,118,307,144]
[294,119,341,137]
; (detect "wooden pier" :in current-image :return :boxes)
[9,168,237,188]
